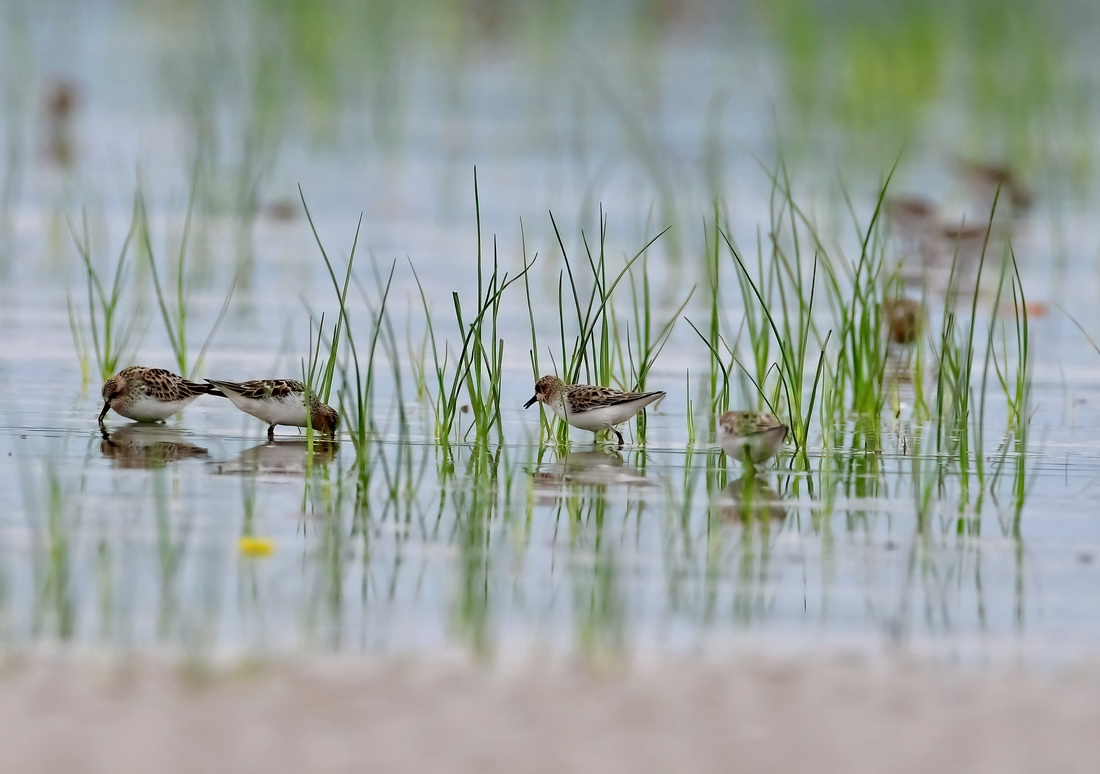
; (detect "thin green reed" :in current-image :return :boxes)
[69,198,143,382]
[343,259,400,460]
[301,190,401,470]
[751,160,898,436]
[302,312,340,450]
[416,170,535,450]
[452,236,533,446]
[1003,249,1032,528]
[521,218,547,399]
[975,235,1033,522]
[299,192,358,456]
[720,226,824,454]
[551,210,670,388]
[458,173,511,445]
[1002,249,1030,438]
[620,252,691,445]
[625,254,691,389]
[410,263,450,439]
[963,231,997,511]
[827,172,895,422]
[929,196,1001,517]
[358,260,408,436]
[704,210,726,416]
[139,174,236,379]
[541,210,669,444]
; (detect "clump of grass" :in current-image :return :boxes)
[415,170,535,451]
[617,252,691,445]
[301,187,408,494]
[688,166,831,464]
[824,172,895,424]
[684,152,1035,520]
[551,209,669,389]
[298,196,357,440]
[68,195,145,383]
[138,171,237,379]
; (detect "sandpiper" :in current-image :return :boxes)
[718,410,788,466]
[883,298,924,345]
[206,378,339,441]
[524,374,664,447]
[98,366,222,426]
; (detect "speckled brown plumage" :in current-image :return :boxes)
[99,366,222,425]
[524,375,665,446]
[883,298,924,345]
[206,379,339,440]
[718,410,788,466]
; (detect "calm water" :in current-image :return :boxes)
[2,1,1100,667]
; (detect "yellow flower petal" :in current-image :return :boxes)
[238,536,275,557]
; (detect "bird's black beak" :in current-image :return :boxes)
[98,401,111,425]
[524,395,538,409]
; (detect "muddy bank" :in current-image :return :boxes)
[0,655,1094,773]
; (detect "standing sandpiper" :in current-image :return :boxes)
[525,375,664,447]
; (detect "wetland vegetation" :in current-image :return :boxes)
[1,0,1098,668]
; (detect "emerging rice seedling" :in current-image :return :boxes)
[68,197,145,382]
[414,171,536,451]
[139,172,237,380]
[538,209,670,446]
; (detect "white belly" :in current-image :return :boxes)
[559,402,642,431]
[228,394,308,427]
[115,395,196,421]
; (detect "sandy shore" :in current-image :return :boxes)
[0,655,1096,773]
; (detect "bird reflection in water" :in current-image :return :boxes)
[531,448,652,497]
[100,425,210,469]
[717,474,786,525]
[211,439,339,476]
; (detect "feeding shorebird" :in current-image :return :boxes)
[524,375,665,447]
[883,298,924,345]
[883,194,937,236]
[98,366,223,426]
[205,378,339,441]
[957,159,1032,212]
[717,410,788,466]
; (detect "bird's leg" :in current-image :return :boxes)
[267,424,276,442]
[613,428,625,448]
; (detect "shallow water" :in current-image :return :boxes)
[2,2,1100,668]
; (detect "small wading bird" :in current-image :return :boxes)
[525,375,665,447]
[99,366,224,426]
[882,298,924,345]
[718,410,788,467]
[205,378,339,441]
